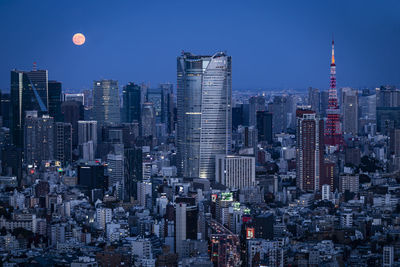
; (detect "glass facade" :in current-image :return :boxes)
[10,69,48,148]
[177,52,232,180]
[93,80,120,125]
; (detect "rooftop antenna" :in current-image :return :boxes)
[33,62,37,71]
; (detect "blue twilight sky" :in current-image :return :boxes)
[0,0,399,92]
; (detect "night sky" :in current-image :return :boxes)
[0,0,399,91]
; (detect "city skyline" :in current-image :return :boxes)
[2,1,400,266]
[1,0,400,91]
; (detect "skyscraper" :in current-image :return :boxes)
[48,80,62,122]
[107,153,124,188]
[93,80,120,125]
[175,203,198,257]
[296,108,324,192]
[248,96,265,126]
[24,112,54,166]
[342,88,358,134]
[122,82,141,123]
[141,102,156,137]
[78,121,98,153]
[54,122,72,166]
[308,87,321,115]
[61,100,84,148]
[256,111,273,143]
[270,96,288,134]
[159,83,174,134]
[11,69,49,148]
[177,52,232,180]
[325,40,342,146]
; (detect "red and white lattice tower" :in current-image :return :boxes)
[325,39,342,146]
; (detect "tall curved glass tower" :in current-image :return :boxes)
[177,52,232,181]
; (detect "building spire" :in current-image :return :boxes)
[331,39,335,65]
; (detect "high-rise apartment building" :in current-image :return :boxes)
[296,108,324,192]
[177,52,232,180]
[93,80,120,125]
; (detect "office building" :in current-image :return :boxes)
[256,111,273,143]
[342,88,358,134]
[308,87,321,114]
[107,153,124,188]
[77,162,105,190]
[296,108,324,192]
[377,86,400,108]
[175,203,198,257]
[63,93,84,104]
[11,69,49,148]
[124,147,143,200]
[215,155,255,189]
[48,80,62,122]
[78,121,98,148]
[270,96,288,134]
[122,82,141,123]
[377,107,400,134]
[232,105,244,130]
[61,100,84,148]
[248,96,265,126]
[177,52,232,180]
[93,80,120,125]
[254,213,274,240]
[141,102,156,137]
[54,122,72,166]
[24,112,54,166]
[159,83,174,133]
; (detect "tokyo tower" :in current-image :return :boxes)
[324,39,342,146]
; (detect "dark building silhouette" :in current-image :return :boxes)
[11,69,49,148]
[232,105,244,130]
[1,93,11,128]
[377,107,400,135]
[54,122,72,166]
[124,147,143,200]
[61,100,84,148]
[77,162,106,191]
[256,111,273,143]
[122,82,141,123]
[48,80,62,122]
[254,213,274,240]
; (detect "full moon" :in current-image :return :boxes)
[72,33,85,46]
